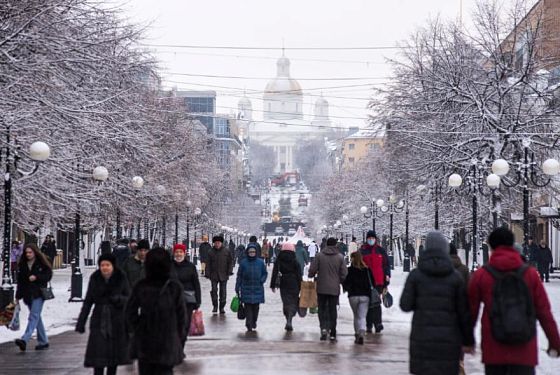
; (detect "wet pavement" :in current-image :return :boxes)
[0,267,488,374]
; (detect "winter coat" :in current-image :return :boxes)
[16,259,53,305]
[198,242,212,263]
[308,245,347,296]
[360,243,391,287]
[468,246,560,366]
[126,278,186,367]
[261,243,270,259]
[337,242,348,256]
[295,244,309,274]
[41,242,57,262]
[400,247,474,375]
[171,259,201,307]
[450,254,469,286]
[343,266,374,297]
[235,256,268,304]
[527,243,539,263]
[76,269,131,368]
[537,246,553,267]
[236,245,247,264]
[121,256,145,287]
[308,243,319,258]
[112,245,130,268]
[206,246,234,282]
[271,250,302,293]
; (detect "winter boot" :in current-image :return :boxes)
[219,301,226,314]
[320,329,328,341]
[285,316,293,332]
[375,323,384,333]
[357,330,365,345]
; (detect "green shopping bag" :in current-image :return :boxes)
[230,295,240,313]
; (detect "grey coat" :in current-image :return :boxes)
[308,245,347,296]
[206,246,234,282]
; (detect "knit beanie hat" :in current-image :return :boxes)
[425,231,449,253]
[212,235,224,243]
[282,242,295,251]
[173,243,186,253]
[98,253,117,267]
[366,230,377,239]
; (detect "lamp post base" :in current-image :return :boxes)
[388,255,394,270]
[403,257,410,272]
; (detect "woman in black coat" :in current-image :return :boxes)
[171,244,201,345]
[126,248,186,375]
[270,242,302,331]
[400,231,474,375]
[76,254,131,375]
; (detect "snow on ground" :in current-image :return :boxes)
[1,264,560,373]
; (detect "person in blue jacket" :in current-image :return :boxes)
[235,246,268,332]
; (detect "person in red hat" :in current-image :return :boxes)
[171,244,201,347]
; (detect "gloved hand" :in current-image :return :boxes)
[75,324,85,334]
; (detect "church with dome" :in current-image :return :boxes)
[238,54,332,173]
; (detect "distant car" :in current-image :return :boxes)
[274,227,284,235]
[288,228,296,236]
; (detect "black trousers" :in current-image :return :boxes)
[366,286,384,330]
[93,367,116,375]
[210,280,228,309]
[244,303,260,329]
[138,361,173,375]
[538,263,550,282]
[317,294,339,336]
[485,365,535,375]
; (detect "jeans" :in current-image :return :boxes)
[485,365,535,375]
[138,361,173,375]
[348,296,369,334]
[245,303,260,329]
[22,297,48,345]
[317,294,339,336]
[366,286,384,331]
[210,280,228,309]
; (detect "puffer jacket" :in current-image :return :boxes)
[400,247,474,375]
[308,245,347,296]
[235,256,268,304]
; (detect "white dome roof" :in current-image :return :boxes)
[315,96,328,106]
[264,56,303,95]
[238,95,252,108]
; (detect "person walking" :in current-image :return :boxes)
[112,239,130,268]
[121,239,149,287]
[360,230,390,333]
[526,237,539,267]
[270,242,302,331]
[10,240,23,282]
[469,227,560,375]
[308,240,319,263]
[14,244,53,351]
[295,240,309,275]
[198,235,211,276]
[262,239,270,266]
[400,231,475,375]
[308,237,348,342]
[343,251,375,345]
[537,240,553,283]
[126,248,186,375]
[76,254,131,375]
[235,245,268,332]
[40,235,57,263]
[206,235,233,314]
[171,243,201,346]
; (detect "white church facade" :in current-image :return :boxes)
[238,55,332,173]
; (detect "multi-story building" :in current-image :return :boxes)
[341,129,384,170]
[174,90,216,133]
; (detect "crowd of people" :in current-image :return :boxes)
[7,227,560,375]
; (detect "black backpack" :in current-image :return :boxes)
[484,264,536,344]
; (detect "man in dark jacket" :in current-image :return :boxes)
[400,231,475,375]
[121,239,148,287]
[40,235,57,263]
[526,237,539,267]
[112,239,130,268]
[360,230,390,333]
[449,242,469,285]
[198,235,211,276]
[206,235,234,314]
[537,240,554,283]
[308,237,348,341]
[469,227,560,374]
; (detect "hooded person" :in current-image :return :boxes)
[76,253,132,374]
[235,244,268,332]
[294,240,309,275]
[400,231,475,375]
[206,235,234,314]
[308,237,348,341]
[270,242,302,331]
[359,230,390,333]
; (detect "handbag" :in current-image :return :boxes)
[366,269,381,309]
[184,290,197,305]
[382,288,393,308]
[40,282,55,301]
[298,281,318,308]
[230,295,240,313]
[237,302,246,320]
[188,310,205,336]
[8,303,20,331]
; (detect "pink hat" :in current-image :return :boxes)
[282,242,295,251]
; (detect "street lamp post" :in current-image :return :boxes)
[403,190,411,272]
[491,139,559,255]
[417,182,443,230]
[360,198,385,233]
[380,195,405,270]
[186,200,192,252]
[1,133,50,309]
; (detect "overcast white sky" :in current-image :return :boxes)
[115,0,485,128]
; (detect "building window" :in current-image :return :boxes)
[349,157,355,163]
[215,118,229,137]
[348,143,355,150]
[185,97,214,113]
